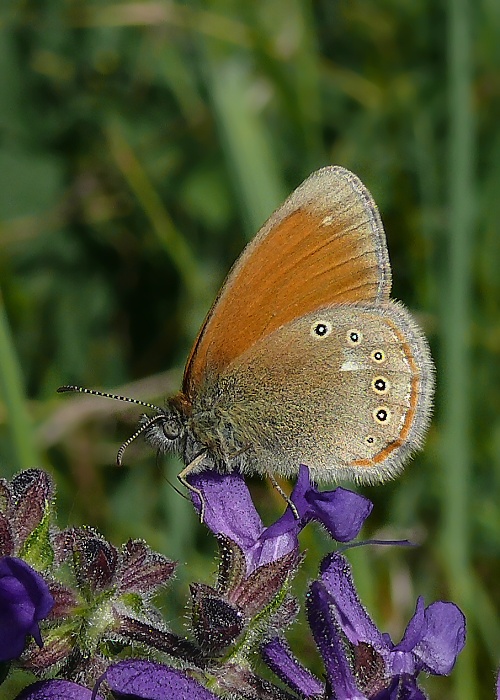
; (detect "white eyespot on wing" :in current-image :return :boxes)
[310,320,333,338]
[346,328,363,346]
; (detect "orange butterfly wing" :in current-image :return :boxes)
[183,166,392,399]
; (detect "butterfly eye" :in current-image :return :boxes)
[373,406,391,424]
[371,349,386,363]
[162,417,181,440]
[372,376,390,394]
[311,320,332,338]
[347,329,363,345]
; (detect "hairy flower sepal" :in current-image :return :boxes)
[25,528,177,684]
[190,582,244,653]
[188,536,300,664]
[0,469,55,570]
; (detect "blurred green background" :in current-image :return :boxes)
[0,1,498,698]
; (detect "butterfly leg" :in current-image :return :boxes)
[178,452,208,523]
[268,474,299,520]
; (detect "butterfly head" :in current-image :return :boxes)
[138,393,190,459]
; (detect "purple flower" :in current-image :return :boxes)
[188,465,373,574]
[0,556,54,662]
[102,659,221,699]
[262,552,466,699]
[319,553,466,678]
[14,679,103,700]
[15,660,221,700]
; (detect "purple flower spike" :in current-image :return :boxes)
[14,679,103,700]
[264,551,465,699]
[320,552,466,678]
[103,659,220,699]
[0,556,54,662]
[306,579,430,700]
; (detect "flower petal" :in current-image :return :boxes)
[252,467,373,571]
[14,679,102,700]
[319,552,385,649]
[393,597,426,653]
[104,659,220,699]
[0,556,54,661]
[251,520,298,571]
[306,580,367,700]
[412,601,466,675]
[261,636,324,698]
[306,486,372,542]
[290,467,372,542]
[187,472,263,550]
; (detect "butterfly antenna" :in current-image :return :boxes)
[57,385,164,414]
[58,385,169,466]
[116,415,168,466]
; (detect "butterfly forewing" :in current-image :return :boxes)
[183,167,392,399]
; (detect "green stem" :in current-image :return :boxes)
[0,291,38,472]
[106,125,202,301]
[202,53,286,237]
[441,0,476,696]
